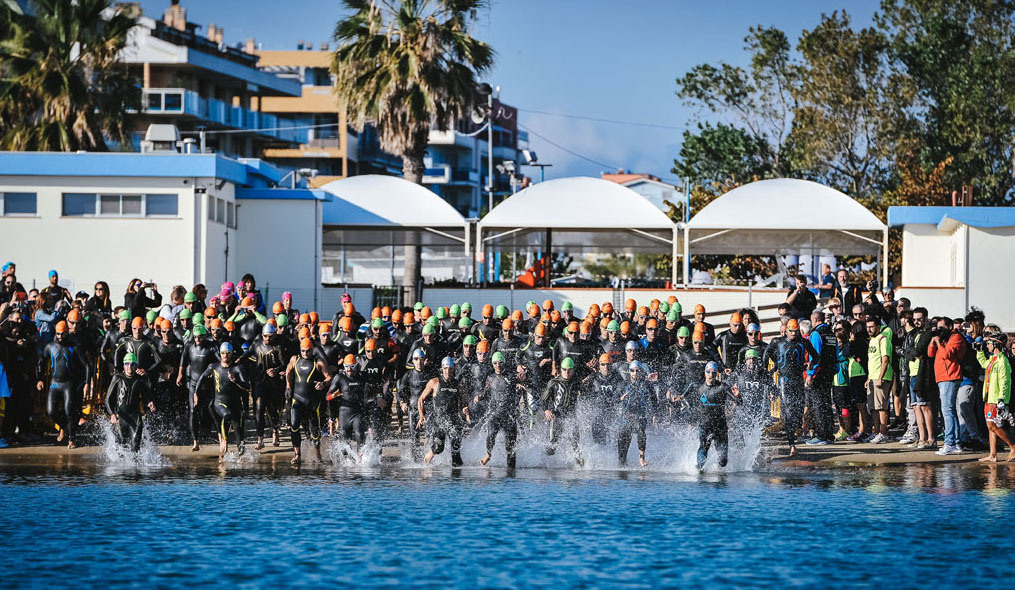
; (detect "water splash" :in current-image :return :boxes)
[97,419,171,468]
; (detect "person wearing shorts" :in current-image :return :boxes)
[976,332,1014,462]
[865,318,892,443]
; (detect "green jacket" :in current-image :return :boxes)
[977,350,1011,405]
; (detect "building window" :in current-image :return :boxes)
[62,193,179,217]
[146,194,178,216]
[63,193,97,216]
[226,202,235,228]
[208,196,217,221]
[1,192,37,215]
[216,198,225,223]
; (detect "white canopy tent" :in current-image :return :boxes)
[319,175,471,284]
[684,178,888,285]
[477,176,679,285]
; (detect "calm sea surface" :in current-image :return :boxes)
[1,458,1011,588]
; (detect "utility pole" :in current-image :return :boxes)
[486,85,499,212]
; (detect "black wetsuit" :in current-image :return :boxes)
[769,337,817,446]
[466,359,492,422]
[426,374,466,466]
[518,339,553,396]
[541,375,581,459]
[483,371,520,467]
[105,373,153,451]
[289,356,327,450]
[618,379,653,465]
[40,339,89,442]
[715,329,748,371]
[732,364,770,449]
[398,368,430,452]
[694,381,735,469]
[329,370,367,445]
[491,335,523,372]
[247,340,287,439]
[152,337,184,437]
[197,362,249,449]
[179,340,219,441]
[584,370,621,445]
[359,355,389,440]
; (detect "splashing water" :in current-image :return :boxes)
[97,419,171,468]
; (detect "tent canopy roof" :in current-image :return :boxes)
[479,176,675,230]
[320,174,466,228]
[687,178,885,231]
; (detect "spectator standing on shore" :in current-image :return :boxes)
[928,317,967,455]
[832,270,863,318]
[975,328,1014,462]
[786,275,817,320]
[865,316,892,444]
[812,264,835,299]
[902,308,935,449]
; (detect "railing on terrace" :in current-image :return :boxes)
[141,88,308,143]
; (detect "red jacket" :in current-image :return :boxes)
[927,332,966,383]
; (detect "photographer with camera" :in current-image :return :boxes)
[927,317,968,455]
[123,278,163,321]
[786,274,817,320]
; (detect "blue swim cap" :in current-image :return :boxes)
[219,342,233,354]
[441,356,454,369]
[705,361,719,373]
[412,348,427,359]
[48,270,57,278]
[625,341,638,351]
[262,323,276,335]
[747,323,760,333]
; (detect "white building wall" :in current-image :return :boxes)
[0,175,197,299]
[901,223,961,287]
[235,198,322,308]
[200,181,238,291]
[968,226,1015,329]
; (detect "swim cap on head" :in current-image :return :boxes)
[747,323,760,333]
[625,341,638,351]
[179,309,193,320]
[300,338,314,351]
[339,317,352,332]
[463,335,477,346]
[371,318,384,329]
[441,356,455,369]
[459,317,473,328]
[131,317,144,328]
[55,320,67,333]
[146,310,158,323]
[482,304,493,318]
[730,313,742,324]
[607,320,620,332]
[224,320,235,331]
[450,304,461,316]
[659,301,670,314]
[705,361,719,373]
[343,354,356,366]
[436,307,447,319]
[629,361,643,372]
[422,324,435,335]
[787,319,800,331]
[694,304,705,314]
[666,310,678,322]
[677,326,691,338]
[744,349,760,359]
[414,302,424,312]
[298,327,311,340]
[491,352,505,363]
[276,314,289,327]
[123,353,138,365]
[192,325,208,336]
[672,302,682,314]
[412,348,427,359]
[502,319,513,330]
[476,340,489,353]
[184,292,197,303]
[219,342,233,354]
[562,302,573,312]
[560,357,575,369]
[262,323,276,335]
[426,317,437,327]
[461,302,472,312]
[118,310,131,321]
[364,339,376,351]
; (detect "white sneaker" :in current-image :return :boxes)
[936,445,964,456]
[899,434,917,445]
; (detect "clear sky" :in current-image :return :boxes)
[135,0,881,182]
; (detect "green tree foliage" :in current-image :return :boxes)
[0,0,140,151]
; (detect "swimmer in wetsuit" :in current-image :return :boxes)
[478,352,522,468]
[37,321,89,448]
[195,342,250,456]
[106,353,156,452]
[417,357,468,466]
[326,354,368,454]
[248,323,287,449]
[691,361,740,471]
[285,337,330,465]
[177,324,218,451]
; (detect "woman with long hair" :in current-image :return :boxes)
[124,278,162,320]
[85,281,112,314]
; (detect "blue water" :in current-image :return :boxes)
[1,462,1012,588]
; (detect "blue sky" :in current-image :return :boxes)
[136,0,881,181]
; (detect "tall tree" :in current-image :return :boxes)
[676,26,799,175]
[792,11,918,199]
[332,0,494,305]
[878,0,1015,204]
[0,0,140,151]
[672,122,773,187]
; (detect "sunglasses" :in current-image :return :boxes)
[599,362,610,366]
[704,370,717,375]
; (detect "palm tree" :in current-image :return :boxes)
[0,0,140,151]
[332,0,495,306]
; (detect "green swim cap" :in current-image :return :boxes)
[414,302,424,312]
[560,357,575,369]
[666,310,678,322]
[463,335,477,345]
[123,353,138,364]
[276,314,289,327]
[193,314,205,326]
[422,324,435,335]
[145,310,158,323]
[672,302,682,314]
[745,349,760,359]
[491,351,505,362]
[562,302,573,311]
[526,300,536,311]
[117,310,131,321]
[495,305,508,319]
[436,307,447,319]
[192,324,208,336]
[184,292,197,303]
[179,309,193,320]
[450,304,461,316]
[371,318,384,329]
[426,316,438,327]
[459,317,473,328]
[461,302,472,312]
[607,320,620,332]
[677,326,691,338]
[659,301,670,313]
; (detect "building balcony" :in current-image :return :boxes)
[141,88,309,143]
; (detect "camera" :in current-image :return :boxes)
[867,279,879,292]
